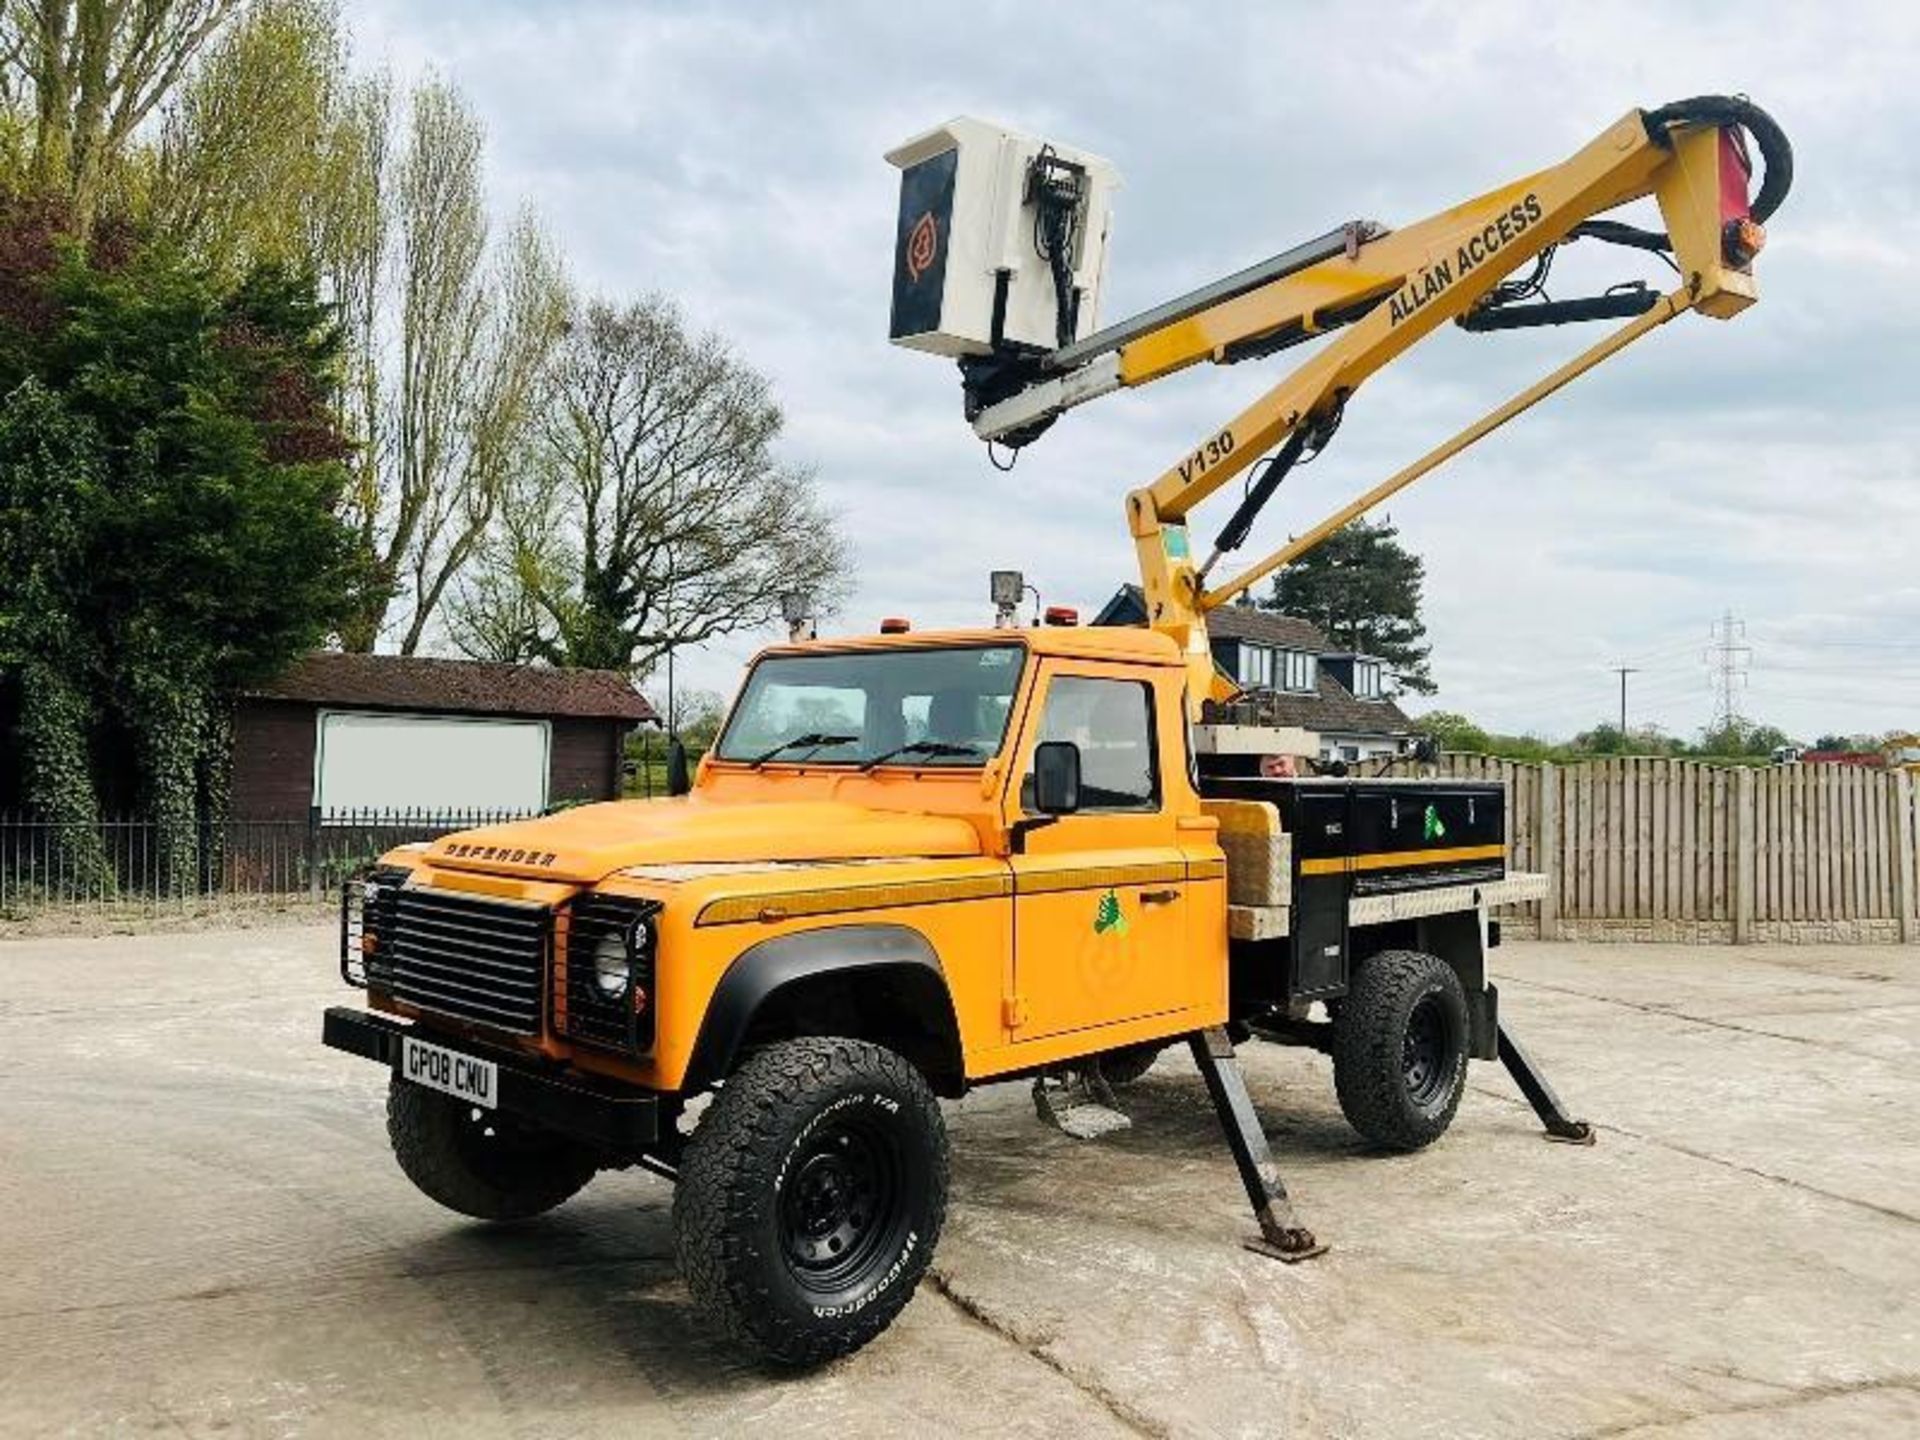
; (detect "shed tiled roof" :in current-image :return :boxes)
[248,652,657,722]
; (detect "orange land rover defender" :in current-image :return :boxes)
[325,622,1575,1365]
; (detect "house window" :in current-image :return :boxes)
[1239,644,1314,693]
[1240,644,1274,688]
[1351,659,1384,699]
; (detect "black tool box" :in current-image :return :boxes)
[1199,772,1506,1007]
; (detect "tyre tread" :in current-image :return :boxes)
[673,1036,948,1367]
[386,1079,597,1220]
[1332,948,1469,1151]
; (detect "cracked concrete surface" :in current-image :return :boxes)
[1,929,1916,1437]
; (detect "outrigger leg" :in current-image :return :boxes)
[1497,1022,1595,1144]
[1187,1027,1326,1262]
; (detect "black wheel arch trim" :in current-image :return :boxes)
[682,924,962,1093]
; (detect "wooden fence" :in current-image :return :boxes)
[1385,754,1920,944]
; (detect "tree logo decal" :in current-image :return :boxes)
[905,210,939,282]
[1423,804,1447,842]
[1093,887,1129,936]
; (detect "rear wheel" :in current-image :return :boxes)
[1095,1041,1164,1086]
[386,1077,599,1220]
[673,1036,948,1367]
[1332,950,1470,1151]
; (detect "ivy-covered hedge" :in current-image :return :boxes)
[0,194,355,890]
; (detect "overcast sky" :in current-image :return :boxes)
[354,1,1918,742]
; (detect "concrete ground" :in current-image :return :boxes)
[1,930,1916,1439]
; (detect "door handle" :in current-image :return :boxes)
[1140,889,1180,905]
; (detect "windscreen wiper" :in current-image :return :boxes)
[746,732,859,769]
[857,740,982,772]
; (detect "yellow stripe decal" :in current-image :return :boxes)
[696,874,1010,927]
[1015,861,1187,896]
[1186,857,1227,882]
[1298,844,1505,878]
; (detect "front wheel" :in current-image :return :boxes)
[1332,950,1470,1151]
[673,1036,948,1367]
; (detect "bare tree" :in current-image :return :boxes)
[0,0,246,229]
[451,296,849,676]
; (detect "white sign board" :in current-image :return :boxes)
[315,711,550,817]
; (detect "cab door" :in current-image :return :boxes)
[1006,662,1192,1040]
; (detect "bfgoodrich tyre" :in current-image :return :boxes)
[673,1036,949,1367]
[1332,949,1470,1151]
[386,1076,599,1220]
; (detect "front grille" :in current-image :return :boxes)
[385,887,550,1034]
[563,894,659,1052]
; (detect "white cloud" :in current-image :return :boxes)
[351,0,1920,741]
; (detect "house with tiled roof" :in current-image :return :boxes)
[1092,587,1415,762]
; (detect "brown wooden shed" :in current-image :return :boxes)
[233,653,656,821]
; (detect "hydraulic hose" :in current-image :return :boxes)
[1571,95,1793,253]
[1642,94,1794,223]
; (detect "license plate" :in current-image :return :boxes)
[401,1036,498,1110]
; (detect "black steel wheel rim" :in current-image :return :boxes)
[1402,994,1452,1107]
[778,1113,902,1296]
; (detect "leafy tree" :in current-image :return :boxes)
[1810,732,1887,753]
[1263,515,1434,694]
[1413,710,1490,754]
[1693,719,1796,759]
[649,687,727,749]
[0,197,354,884]
[0,0,246,232]
[143,20,568,655]
[450,295,849,676]
[150,0,368,279]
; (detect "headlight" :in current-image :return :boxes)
[591,919,652,1001]
[593,932,630,999]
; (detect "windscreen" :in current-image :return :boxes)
[716,645,1025,768]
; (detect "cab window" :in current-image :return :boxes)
[715,645,1025,766]
[1024,676,1159,812]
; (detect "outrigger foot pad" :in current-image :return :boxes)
[1032,1066,1132,1140]
[1497,1022,1596,1146]
[1245,1215,1328,1264]
[1187,1027,1326,1263]
[1543,1120,1597,1146]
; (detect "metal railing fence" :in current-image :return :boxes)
[0,808,536,915]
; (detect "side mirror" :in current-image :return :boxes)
[666,738,692,797]
[1032,740,1081,815]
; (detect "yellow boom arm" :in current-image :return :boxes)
[965,96,1792,717]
